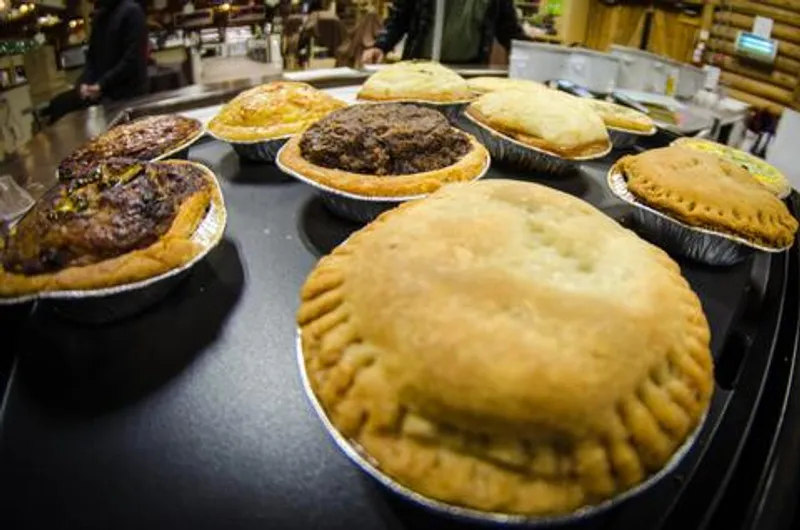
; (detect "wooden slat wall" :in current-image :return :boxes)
[706,0,800,115]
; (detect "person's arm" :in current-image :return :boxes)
[94,6,147,95]
[495,0,531,50]
[77,45,97,86]
[374,0,414,54]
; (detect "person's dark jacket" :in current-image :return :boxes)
[374,0,530,63]
[79,0,148,100]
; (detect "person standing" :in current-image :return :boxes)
[44,0,148,124]
[362,0,530,65]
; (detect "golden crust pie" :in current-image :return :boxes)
[619,146,798,248]
[585,99,655,134]
[208,81,347,142]
[0,159,222,297]
[358,61,473,103]
[278,103,488,197]
[466,89,611,158]
[467,76,548,95]
[672,137,791,198]
[298,179,713,516]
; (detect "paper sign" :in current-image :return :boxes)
[753,16,774,39]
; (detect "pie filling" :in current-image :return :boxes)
[298,104,471,176]
[2,159,209,275]
[58,115,202,181]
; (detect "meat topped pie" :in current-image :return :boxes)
[298,179,713,516]
[465,89,611,158]
[358,61,473,103]
[618,146,798,248]
[277,103,489,197]
[0,159,222,297]
[58,114,203,181]
[208,81,347,142]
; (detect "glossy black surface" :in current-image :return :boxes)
[1,139,798,530]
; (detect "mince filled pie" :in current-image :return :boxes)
[208,81,346,142]
[277,103,488,197]
[58,114,203,181]
[1,159,222,297]
[618,146,798,248]
[298,179,713,516]
[465,89,611,158]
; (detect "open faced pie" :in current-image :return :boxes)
[208,81,347,142]
[467,76,548,96]
[672,137,791,198]
[618,146,798,248]
[277,103,488,197]
[585,99,655,134]
[298,179,713,516]
[0,159,223,297]
[58,114,203,181]
[358,61,473,103]
[465,89,611,158]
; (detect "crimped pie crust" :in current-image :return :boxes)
[620,147,798,248]
[208,81,347,142]
[298,179,713,516]
[0,161,222,297]
[466,76,548,95]
[357,61,473,103]
[278,133,489,197]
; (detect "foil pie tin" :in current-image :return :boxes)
[296,331,708,526]
[607,164,792,266]
[207,129,290,163]
[276,147,491,224]
[0,163,227,323]
[608,125,657,150]
[55,120,206,182]
[457,112,611,175]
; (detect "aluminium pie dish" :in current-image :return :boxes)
[584,99,656,149]
[208,81,347,162]
[611,146,798,264]
[671,137,791,198]
[297,179,713,520]
[0,158,225,303]
[57,114,204,181]
[459,88,611,174]
[357,61,473,121]
[276,103,489,222]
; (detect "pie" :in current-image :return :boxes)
[618,146,798,248]
[672,137,791,198]
[0,159,222,297]
[208,81,347,142]
[298,179,713,516]
[465,89,611,158]
[277,103,488,197]
[358,61,473,103]
[467,76,548,95]
[585,99,655,134]
[58,114,203,181]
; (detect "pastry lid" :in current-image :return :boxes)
[671,137,791,199]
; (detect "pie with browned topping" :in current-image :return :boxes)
[297,179,713,516]
[1,159,223,297]
[618,146,798,248]
[58,114,203,181]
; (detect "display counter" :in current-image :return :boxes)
[1,74,799,530]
